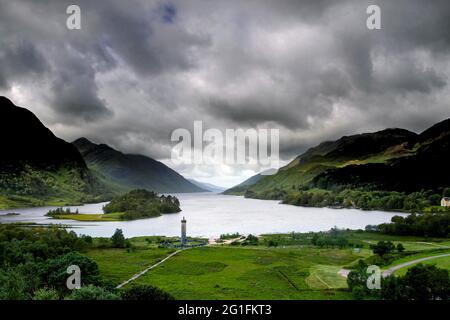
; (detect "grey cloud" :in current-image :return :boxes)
[1,0,450,180]
[0,38,49,88]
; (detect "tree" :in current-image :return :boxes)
[401,264,450,300]
[40,252,101,294]
[346,260,375,299]
[111,229,126,248]
[242,234,259,246]
[396,243,405,253]
[370,241,395,257]
[121,284,174,300]
[381,264,450,300]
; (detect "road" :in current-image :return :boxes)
[339,253,450,278]
[382,253,450,277]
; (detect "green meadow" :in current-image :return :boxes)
[85,232,450,300]
[89,245,363,300]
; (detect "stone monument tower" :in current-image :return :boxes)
[181,217,187,245]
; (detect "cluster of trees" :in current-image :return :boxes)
[0,166,55,197]
[311,228,350,248]
[259,229,355,248]
[219,233,241,240]
[46,207,79,216]
[365,240,407,266]
[368,212,450,237]
[245,188,287,201]
[0,166,108,205]
[347,260,450,300]
[261,232,312,247]
[282,188,450,213]
[0,225,173,300]
[370,241,404,257]
[103,189,181,220]
[0,224,106,300]
[230,234,259,246]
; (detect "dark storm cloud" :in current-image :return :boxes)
[0,0,209,124]
[49,57,112,122]
[1,0,450,184]
[379,0,450,53]
[0,38,49,88]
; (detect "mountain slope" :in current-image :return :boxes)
[244,121,449,197]
[73,138,205,193]
[0,97,86,171]
[0,96,107,208]
[188,179,225,193]
[313,119,450,192]
[223,173,266,195]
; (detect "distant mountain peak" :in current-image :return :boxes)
[188,179,226,192]
[72,137,205,193]
[73,137,94,145]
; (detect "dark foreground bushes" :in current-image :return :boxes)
[371,212,450,237]
[347,260,450,300]
[0,225,174,300]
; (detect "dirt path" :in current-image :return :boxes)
[314,275,332,289]
[115,249,184,289]
[415,242,450,249]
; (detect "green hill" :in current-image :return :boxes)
[237,120,450,199]
[223,172,265,195]
[72,138,205,193]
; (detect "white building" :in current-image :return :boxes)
[441,197,450,207]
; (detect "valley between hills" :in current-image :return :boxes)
[1,95,450,301]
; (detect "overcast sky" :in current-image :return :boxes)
[1,0,450,187]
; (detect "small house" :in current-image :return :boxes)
[441,197,450,207]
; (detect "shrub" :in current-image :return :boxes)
[33,288,59,300]
[0,267,28,300]
[111,229,126,248]
[65,285,120,300]
[121,284,174,300]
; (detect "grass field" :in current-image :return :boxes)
[51,212,124,221]
[89,245,366,299]
[306,265,348,289]
[85,232,450,300]
[86,247,174,284]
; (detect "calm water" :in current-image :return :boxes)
[0,193,407,238]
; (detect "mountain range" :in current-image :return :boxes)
[225,118,450,197]
[188,179,226,193]
[2,95,449,209]
[72,138,204,193]
[0,96,203,209]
